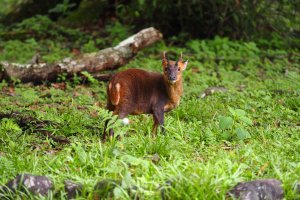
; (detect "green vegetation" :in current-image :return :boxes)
[0,0,299,199]
[0,15,132,63]
[116,0,300,43]
[0,37,299,199]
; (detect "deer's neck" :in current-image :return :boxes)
[164,78,183,111]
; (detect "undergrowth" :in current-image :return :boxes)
[0,16,132,63]
[0,35,300,199]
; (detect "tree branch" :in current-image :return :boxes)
[0,27,163,83]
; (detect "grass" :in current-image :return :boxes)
[0,38,299,199]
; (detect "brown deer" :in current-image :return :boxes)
[103,52,188,140]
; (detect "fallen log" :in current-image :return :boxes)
[0,27,163,84]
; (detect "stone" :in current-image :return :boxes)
[151,153,161,163]
[227,179,284,200]
[1,173,53,196]
[64,180,83,199]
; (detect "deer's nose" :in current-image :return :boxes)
[169,75,176,81]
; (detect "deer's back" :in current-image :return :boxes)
[107,68,168,114]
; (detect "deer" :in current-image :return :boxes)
[103,52,188,141]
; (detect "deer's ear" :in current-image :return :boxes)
[162,59,168,67]
[162,51,168,67]
[179,52,183,61]
[179,60,188,71]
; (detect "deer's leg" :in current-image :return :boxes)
[152,115,158,135]
[102,120,109,141]
[103,118,116,142]
[107,109,130,140]
[107,110,119,140]
[103,102,115,142]
[103,102,131,142]
[152,106,165,136]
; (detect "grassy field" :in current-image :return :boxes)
[0,38,300,199]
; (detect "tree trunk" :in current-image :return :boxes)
[0,27,163,84]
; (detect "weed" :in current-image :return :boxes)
[0,37,299,199]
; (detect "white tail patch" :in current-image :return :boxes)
[122,118,130,125]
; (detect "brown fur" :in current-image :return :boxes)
[108,83,120,105]
[107,69,170,116]
[103,53,187,140]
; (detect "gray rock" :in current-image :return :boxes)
[151,153,161,163]
[64,180,83,199]
[1,173,53,196]
[227,179,284,200]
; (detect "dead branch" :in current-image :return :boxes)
[0,27,163,84]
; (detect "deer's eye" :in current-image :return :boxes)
[164,68,168,72]
[178,68,180,71]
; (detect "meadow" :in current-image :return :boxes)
[0,36,300,199]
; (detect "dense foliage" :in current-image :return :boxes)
[0,0,299,199]
[0,15,131,63]
[1,37,300,199]
[117,0,300,40]
[1,0,300,42]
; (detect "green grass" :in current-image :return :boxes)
[0,38,299,199]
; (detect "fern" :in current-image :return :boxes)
[81,71,98,84]
[204,127,217,145]
[0,118,22,133]
[0,118,22,147]
[88,106,123,136]
[0,157,16,177]
[72,143,88,164]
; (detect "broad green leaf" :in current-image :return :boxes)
[239,116,253,126]
[228,106,235,115]
[236,128,251,140]
[122,171,133,188]
[220,131,231,140]
[121,155,149,169]
[73,144,87,163]
[104,161,120,173]
[112,148,121,156]
[235,109,246,117]
[113,187,123,199]
[219,116,233,130]
[121,155,137,164]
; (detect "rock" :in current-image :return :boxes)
[64,180,83,199]
[1,174,53,196]
[227,179,284,200]
[93,179,121,199]
[199,86,228,98]
[151,153,161,163]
